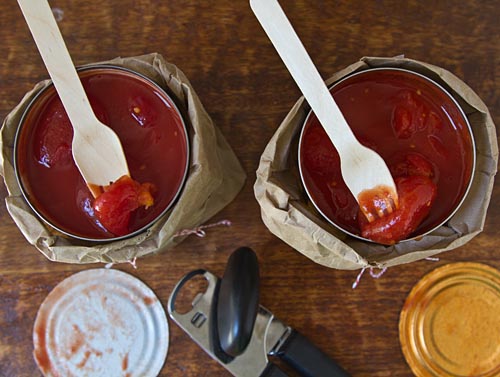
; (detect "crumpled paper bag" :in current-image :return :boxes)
[0,53,246,263]
[254,56,498,270]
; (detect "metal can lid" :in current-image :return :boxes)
[33,269,169,377]
[399,262,500,376]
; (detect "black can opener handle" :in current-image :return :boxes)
[263,329,350,377]
[214,247,260,360]
[217,248,350,377]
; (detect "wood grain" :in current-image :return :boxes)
[0,1,498,376]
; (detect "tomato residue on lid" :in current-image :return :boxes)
[32,269,169,376]
[122,352,129,372]
[33,318,53,375]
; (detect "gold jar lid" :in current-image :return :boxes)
[399,262,500,376]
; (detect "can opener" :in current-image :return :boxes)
[167,247,350,376]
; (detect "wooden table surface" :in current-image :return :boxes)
[0,1,499,376]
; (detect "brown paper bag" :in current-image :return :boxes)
[254,56,498,270]
[0,53,246,263]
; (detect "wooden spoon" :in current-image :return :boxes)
[17,0,129,198]
[250,0,399,221]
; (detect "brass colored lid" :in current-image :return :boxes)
[399,262,500,376]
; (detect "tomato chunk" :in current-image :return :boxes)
[36,103,73,167]
[392,91,430,139]
[359,176,437,245]
[391,153,435,178]
[93,175,155,236]
[302,124,339,176]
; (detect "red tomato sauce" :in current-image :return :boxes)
[299,69,473,242]
[16,67,188,239]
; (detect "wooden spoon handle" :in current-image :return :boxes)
[17,0,95,129]
[250,0,358,154]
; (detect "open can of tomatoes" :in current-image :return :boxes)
[1,53,246,263]
[254,56,497,270]
[14,65,190,242]
[298,68,475,246]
